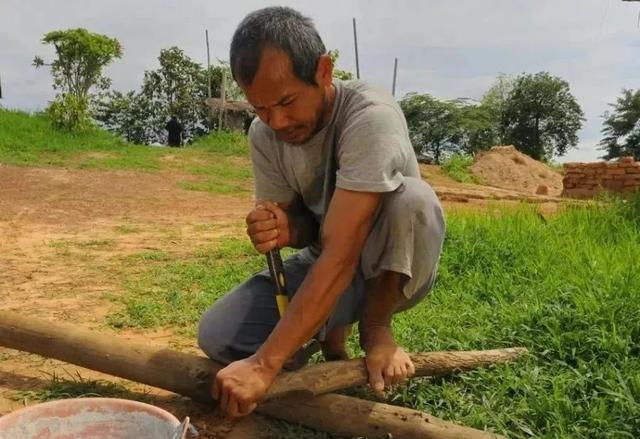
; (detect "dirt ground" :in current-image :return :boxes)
[0,164,562,437]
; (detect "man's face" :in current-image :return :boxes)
[240,47,333,144]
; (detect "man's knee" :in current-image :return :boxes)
[197,272,288,364]
[384,177,444,233]
[197,303,232,363]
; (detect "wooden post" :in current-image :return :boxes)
[0,312,520,438]
[218,70,226,132]
[392,57,398,97]
[352,18,360,79]
[205,29,212,99]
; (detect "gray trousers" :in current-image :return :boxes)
[197,177,445,364]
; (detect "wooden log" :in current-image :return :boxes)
[0,311,515,438]
[269,347,528,398]
[261,394,503,439]
[0,310,215,403]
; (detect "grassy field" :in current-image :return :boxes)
[104,195,640,438]
[3,110,639,438]
[0,109,253,194]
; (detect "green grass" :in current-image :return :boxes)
[14,373,144,404]
[106,239,269,334]
[190,130,251,156]
[0,109,164,169]
[106,195,640,438]
[442,153,480,183]
[0,110,252,190]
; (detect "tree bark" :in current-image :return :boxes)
[0,311,518,438]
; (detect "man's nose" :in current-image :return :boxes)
[268,107,289,131]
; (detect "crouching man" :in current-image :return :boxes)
[198,6,445,418]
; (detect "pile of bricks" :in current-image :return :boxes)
[562,156,640,199]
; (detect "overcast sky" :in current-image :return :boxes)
[1,0,639,162]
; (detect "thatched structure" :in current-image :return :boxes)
[204,98,255,133]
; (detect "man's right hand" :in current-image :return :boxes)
[245,201,290,254]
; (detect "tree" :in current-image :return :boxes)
[94,90,157,144]
[34,28,122,130]
[206,62,244,101]
[455,99,498,155]
[481,74,515,145]
[501,72,584,161]
[139,47,209,141]
[96,47,234,144]
[400,93,462,164]
[329,50,354,81]
[599,89,640,160]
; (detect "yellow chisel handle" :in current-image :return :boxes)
[266,248,289,317]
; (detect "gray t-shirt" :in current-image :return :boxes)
[249,79,420,236]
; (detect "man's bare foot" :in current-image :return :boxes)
[361,326,415,395]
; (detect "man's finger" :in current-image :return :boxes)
[235,392,257,418]
[261,201,284,216]
[247,219,278,235]
[252,229,279,244]
[246,207,274,224]
[256,239,277,254]
[262,202,288,226]
[226,395,240,419]
[220,387,230,415]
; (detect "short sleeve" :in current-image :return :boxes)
[335,105,408,193]
[249,121,297,203]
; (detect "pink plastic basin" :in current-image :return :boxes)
[0,398,181,439]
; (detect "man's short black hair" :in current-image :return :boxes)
[230,7,327,86]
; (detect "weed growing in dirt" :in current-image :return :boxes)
[108,195,640,438]
[114,225,142,234]
[442,154,480,183]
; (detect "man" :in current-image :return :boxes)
[198,6,445,418]
[165,115,183,147]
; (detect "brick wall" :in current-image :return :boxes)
[562,156,640,199]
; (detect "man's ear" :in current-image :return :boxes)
[315,54,334,86]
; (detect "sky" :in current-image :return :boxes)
[1,0,639,162]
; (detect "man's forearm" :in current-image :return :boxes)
[254,249,358,370]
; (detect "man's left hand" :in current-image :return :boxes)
[213,355,278,418]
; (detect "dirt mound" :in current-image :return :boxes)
[470,146,563,196]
